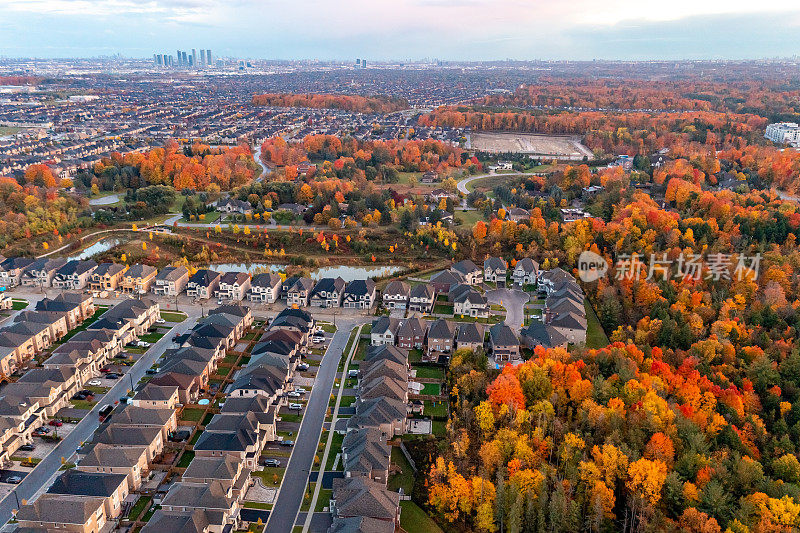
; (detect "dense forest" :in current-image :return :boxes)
[252,92,408,113]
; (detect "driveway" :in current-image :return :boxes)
[486,288,530,332]
[265,320,361,533]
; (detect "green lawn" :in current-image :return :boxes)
[585,300,609,348]
[176,450,195,468]
[325,432,345,470]
[315,489,332,512]
[423,400,448,418]
[353,340,367,361]
[339,395,356,407]
[400,501,444,533]
[223,354,239,364]
[139,332,164,343]
[252,466,285,485]
[181,408,205,422]
[280,413,303,423]
[432,304,454,315]
[388,446,415,493]
[409,348,423,363]
[128,496,152,520]
[160,311,187,322]
[413,366,444,379]
[319,323,337,333]
[11,299,29,310]
[455,209,484,227]
[242,501,273,510]
[432,420,446,436]
[421,383,441,395]
[182,210,221,223]
[70,399,97,409]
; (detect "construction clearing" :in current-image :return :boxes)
[469,132,593,160]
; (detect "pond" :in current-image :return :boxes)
[197,399,210,406]
[210,263,404,282]
[68,238,123,261]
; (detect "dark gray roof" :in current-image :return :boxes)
[489,323,518,346]
[48,470,127,497]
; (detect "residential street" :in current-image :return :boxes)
[486,288,530,332]
[265,320,363,533]
[0,312,199,524]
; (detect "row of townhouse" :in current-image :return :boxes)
[521,268,588,348]
[13,304,250,533]
[143,307,314,533]
[328,344,409,532]
[0,297,159,467]
[372,316,521,365]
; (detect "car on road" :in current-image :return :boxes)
[261,458,281,467]
[19,443,35,451]
[87,379,102,386]
[7,476,22,484]
[288,403,303,410]
[280,440,295,447]
[48,419,63,427]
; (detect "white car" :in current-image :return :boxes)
[295,387,307,394]
[155,318,166,324]
[136,341,151,348]
[287,391,301,398]
[311,336,325,344]
[288,403,303,410]
[87,379,102,386]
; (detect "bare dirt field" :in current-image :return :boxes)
[470,132,593,160]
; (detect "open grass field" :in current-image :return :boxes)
[400,501,444,533]
[471,132,593,159]
[585,300,610,348]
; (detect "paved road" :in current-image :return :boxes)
[486,288,530,332]
[265,321,359,533]
[0,313,198,523]
[88,194,120,206]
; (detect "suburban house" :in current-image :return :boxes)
[520,322,568,350]
[342,279,377,309]
[381,280,410,310]
[285,277,314,307]
[309,277,346,308]
[507,207,531,223]
[52,260,98,290]
[121,264,158,294]
[0,257,35,288]
[247,273,282,303]
[47,469,130,519]
[396,317,426,349]
[216,271,251,301]
[89,262,127,292]
[186,269,222,300]
[20,257,67,287]
[15,493,109,533]
[131,383,180,410]
[370,316,400,346]
[513,257,539,286]
[451,259,482,285]
[425,319,456,360]
[77,443,150,491]
[450,284,489,318]
[216,197,252,214]
[484,256,508,284]
[152,265,190,297]
[538,267,576,294]
[489,323,520,365]
[456,323,485,352]
[429,269,464,293]
[408,284,436,314]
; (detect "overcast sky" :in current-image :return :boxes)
[3,0,800,60]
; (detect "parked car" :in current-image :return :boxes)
[156,318,166,324]
[87,379,102,386]
[145,368,159,375]
[7,476,22,484]
[288,403,303,410]
[48,420,63,427]
[106,373,120,379]
[280,440,295,447]
[311,335,325,344]
[295,387,307,394]
[261,458,281,467]
[287,391,301,398]
[19,443,35,451]
[99,367,111,373]
[98,404,114,422]
[297,363,310,371]
[136,341,151,348]
[72,392,88,400]
[33,427,50,436]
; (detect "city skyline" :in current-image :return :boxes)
[2,0,800,60]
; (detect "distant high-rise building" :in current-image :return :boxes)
[182,51,188,65]
[177,49,182,66]
[156,54,163,66]
[356,58,361,65]
[206,49,212,67]
[153,54,158,65]
[191,48,197,68]
[362,59,367,68]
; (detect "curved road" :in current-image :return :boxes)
[456,172,533,195]
[486,287,530,332]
